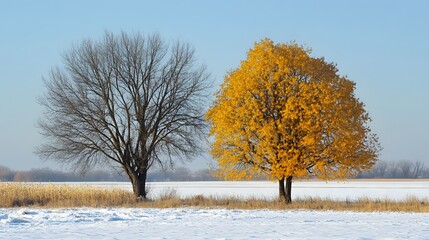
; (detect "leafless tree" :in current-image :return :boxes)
[398,160,413,178]
[0,166,14,181]
[386,161,399,178]
[356,160,429,179]
[412,161,425,178]
[37,32,210,198]
[370,160,387,178]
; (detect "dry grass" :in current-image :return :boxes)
[0,183,137,208]
[154,195,429,212]
[1,183,428,212]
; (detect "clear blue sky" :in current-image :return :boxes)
[1,0,428,170]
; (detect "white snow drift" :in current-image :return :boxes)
[1,208,428,239]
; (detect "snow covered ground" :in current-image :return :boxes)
[1,208,428,239]
[147,180,429,200]
[45,180,429,201]
[2,181,429,239]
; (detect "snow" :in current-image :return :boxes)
[3,181,428,239]
[147,181,429,201]
[42,180,429,201]
[1,208,428,239]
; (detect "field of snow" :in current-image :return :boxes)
[49,180,429,201]
[2,181,429,239]
[148,180,429,200]
[1,208,429,239]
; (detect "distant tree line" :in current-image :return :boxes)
[0,166,218,182]
[147,167,218,181]
[0,166,126,182]
[1,160,427,182]
[356,160,429,178]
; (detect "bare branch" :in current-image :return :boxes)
[37,32,211,198]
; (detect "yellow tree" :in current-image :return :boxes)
[206,39,380,203]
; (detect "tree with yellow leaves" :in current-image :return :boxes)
[206,39,380,203]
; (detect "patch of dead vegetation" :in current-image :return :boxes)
[1,183,428,212]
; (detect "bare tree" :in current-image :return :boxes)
[37,32,210,198]
[0,166,14,181]
[356,160,429,179]
[386,161,399,178]
[412,161,425,178]
[370,160,388,178]
[398,160,413,178]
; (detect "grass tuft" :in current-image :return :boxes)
[1,183,428,212]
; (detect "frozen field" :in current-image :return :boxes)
[1,208,429,239]
[45,180,429,201]
[2,181,429,239]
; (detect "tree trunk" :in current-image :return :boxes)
[285,176,292,204]
[125,165,148,199]
[278,178,286,202]
[132,170,148,199]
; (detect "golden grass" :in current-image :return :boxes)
[1,183,428,212]
[155,195,429,212]
[0,183,137,208]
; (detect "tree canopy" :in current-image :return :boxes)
[207,39,380,202]
[37,32,210,198]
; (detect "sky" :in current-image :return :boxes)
[0,0,428,171]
